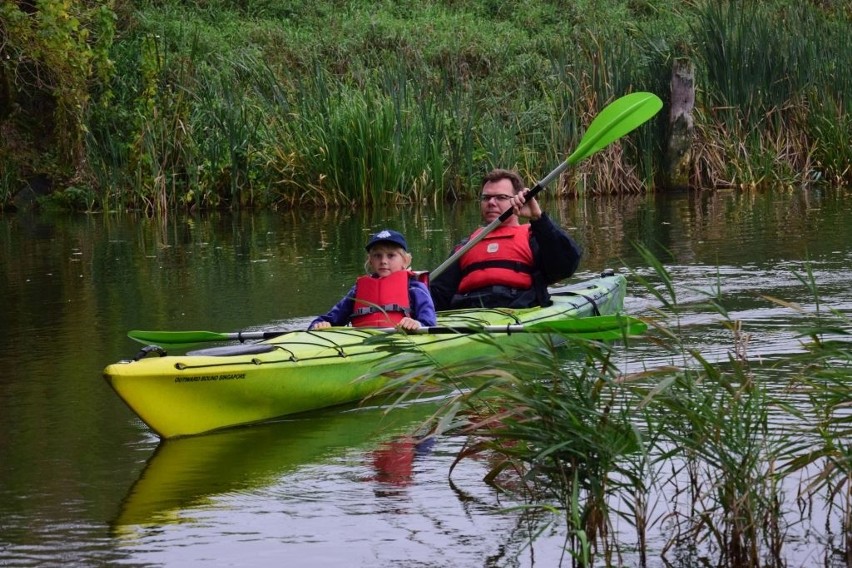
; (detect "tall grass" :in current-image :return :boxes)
[266,68,453,207]
[380,248,852,565]
[0,157,18,207]
[690,1,851,188]
[77,0,670,211]
[774,265,852,564]
[12,0,842,211]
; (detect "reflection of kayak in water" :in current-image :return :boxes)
[112,397,440,531]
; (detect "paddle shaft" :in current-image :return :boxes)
[128,315,646,345]
[410,316,646,336]
[390,323,551,334]
[128,329,290,344]
[403,323,643,338]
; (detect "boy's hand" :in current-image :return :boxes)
[397,317,422,331]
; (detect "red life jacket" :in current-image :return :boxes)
[457,225,535,294]
[351,270,413,327]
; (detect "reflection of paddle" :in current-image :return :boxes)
[127,314,646,345]
[430,91,664,280]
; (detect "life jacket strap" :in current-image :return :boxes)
[351,303,412,317]
[460,260,535,277]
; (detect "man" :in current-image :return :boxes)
[429,168,582,310]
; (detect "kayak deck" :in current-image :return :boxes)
[104,272,627,438]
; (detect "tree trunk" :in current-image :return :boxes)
[665,58,695,190]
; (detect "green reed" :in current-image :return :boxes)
[690,0,851,188]
[808,100,852,186]
[374,244,852,565]
[77,0,669,211]
[193,63,270,207]
[373,332,649,566]
[643,341,782,565]
[616,246,792,565]
[267,70,443,206]
[607,248,788,566]
[784,340,852,564]
[46,0,848,212]
[0,157,17,207]
[772,265,852,563]
[87,29,203,212]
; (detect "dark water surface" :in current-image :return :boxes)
[1,187,851,566]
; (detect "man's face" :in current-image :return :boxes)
[479,178,516,223]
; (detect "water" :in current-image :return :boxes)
[1,187,851,566]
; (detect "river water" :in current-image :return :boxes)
[1,186,850,567]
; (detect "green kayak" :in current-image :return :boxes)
[104,272,632,439]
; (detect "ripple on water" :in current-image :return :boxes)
[113,438,574,567]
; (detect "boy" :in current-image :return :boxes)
[309,229,437,331]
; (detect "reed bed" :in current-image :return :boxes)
[689,1,851,189]
[2,0,849,211]
[379,248,852,566]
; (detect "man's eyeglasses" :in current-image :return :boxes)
[480,194,514,203]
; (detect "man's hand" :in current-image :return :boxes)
[512,189,542,221]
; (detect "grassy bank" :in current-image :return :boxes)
[1,0,849,211]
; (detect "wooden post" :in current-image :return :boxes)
[665,58,695,190]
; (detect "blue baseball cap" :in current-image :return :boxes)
[365,229,408,251]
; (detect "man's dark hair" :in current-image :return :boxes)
[481,169,524,194]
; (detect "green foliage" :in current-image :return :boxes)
[0,156,18,207]
[38,184,98,211]
[692,1,842,123]
[395,245,852,564]
[2,0,849,210]
[266,71,453,206]
[0,0,115,184]
[687,0,851,188]
[774,267,852,546]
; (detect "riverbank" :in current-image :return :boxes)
[1,0,849,211]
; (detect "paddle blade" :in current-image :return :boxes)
[128,329,291,345]
[567,92,663,165]
[128,330,230,344]
[527,315,647,338]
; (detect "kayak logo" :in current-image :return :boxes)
[487,243,499,253]
[174,373,246,383]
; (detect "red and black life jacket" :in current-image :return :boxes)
[351,270,413,327]
[457,225,535,294]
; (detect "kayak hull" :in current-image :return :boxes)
[104,273,627,438]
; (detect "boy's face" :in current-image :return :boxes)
[367,244,408,277]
